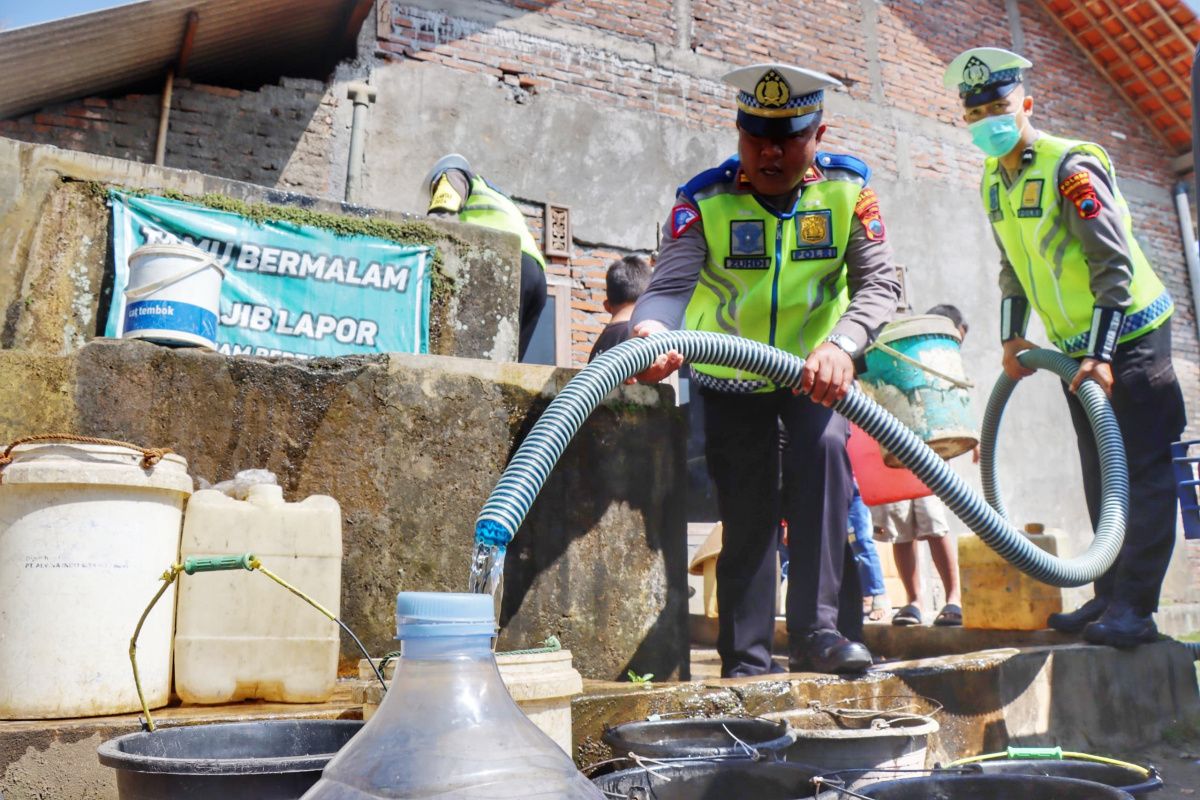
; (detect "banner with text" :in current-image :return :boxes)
[106,191,433,359]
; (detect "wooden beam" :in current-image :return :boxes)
[1036,0,1182,152]
[1071,0,1192,135]
[176,11,199,77]
[1146,0,1200,61]
[1097,0,1192,99]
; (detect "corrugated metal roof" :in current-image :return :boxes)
[1039,0,1198,155]
[0,0,371,119]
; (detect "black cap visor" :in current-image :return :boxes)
[961,79,1021,108]
[737,109,820,138]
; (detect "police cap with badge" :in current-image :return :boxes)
[724,63,843,137]
[942,47,1032,107]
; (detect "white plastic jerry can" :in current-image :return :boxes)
[174,484,342,704]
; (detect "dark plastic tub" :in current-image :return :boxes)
[814,773,1133,799]
[602,716,793,759]
[958,758,1162,795]
[594,759,819,799]
[97,719,363,799]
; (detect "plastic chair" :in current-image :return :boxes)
[1172,439,1200,540]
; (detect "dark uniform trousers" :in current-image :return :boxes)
[518,253,548,361]
[1059,322,1187,615]
[702,387,862,677]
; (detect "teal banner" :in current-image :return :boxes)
[105,191,433,358]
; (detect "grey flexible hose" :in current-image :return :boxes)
[475,331,1127,588]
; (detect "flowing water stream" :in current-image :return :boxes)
[468,540,505,596]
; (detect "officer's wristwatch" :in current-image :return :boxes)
[823,333,859,357]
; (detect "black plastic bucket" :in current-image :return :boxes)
[957,758,1162,795]
[594,759,819,799]
[814,773,1133,799]
[97,719,363,799]
[602,716,793,759]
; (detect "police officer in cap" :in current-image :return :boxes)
[632,64,901,676]
[423,155,548,361]
[944,48,1187,646]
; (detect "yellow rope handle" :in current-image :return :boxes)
[130,564,184,732]
[129,555,353,732]
[0,434,173,476]
[249,557,339,623]
[945,750,1150,778]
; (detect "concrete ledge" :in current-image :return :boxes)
[0,136,521,362]
[576,641,1200,769]
[689,613,1078,660]
[0,340,689,681]
[0,687,360,800]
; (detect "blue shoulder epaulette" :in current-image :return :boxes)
[678,155,740,204]
[814,152,871,185]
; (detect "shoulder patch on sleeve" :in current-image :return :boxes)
[815,152,872,185]
[1059,171,1102,220]
[670,202,700,238]
[853,187,886,241]
[678,155,741,204]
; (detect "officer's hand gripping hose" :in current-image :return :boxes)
[472,331,1128,595]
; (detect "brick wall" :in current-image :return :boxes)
[0,76,339,195]
[2,0,1197,427]
[374,0,1200,447]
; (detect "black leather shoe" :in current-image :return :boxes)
[789,630,872,674]
[1082,603,1159,648]
[1047,596,1108,633]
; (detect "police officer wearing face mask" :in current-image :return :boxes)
[944,48,1187,647]
[631,64,901,677]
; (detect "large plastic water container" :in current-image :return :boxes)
[174,484,342,704]
[0,441,191,719]
[302,592,604,799]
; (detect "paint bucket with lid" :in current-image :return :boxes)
[122,243,225,349]
[0,438,191,718]
[859,314,978,467]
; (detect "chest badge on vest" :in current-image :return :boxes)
[792,210,837,260]
[988,183,1003,222]
[726,219,770,269]
[1018,179,1043,218]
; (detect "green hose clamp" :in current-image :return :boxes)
[183,553,256,574]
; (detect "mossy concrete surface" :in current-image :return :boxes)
[0,339,688,683]
[0,136,521,362]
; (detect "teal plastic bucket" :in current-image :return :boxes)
[860,315,978,467]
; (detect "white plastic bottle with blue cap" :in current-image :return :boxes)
[301,592,604,798]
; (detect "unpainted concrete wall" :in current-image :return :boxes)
[0,340,689,682]
[0,136,521,363]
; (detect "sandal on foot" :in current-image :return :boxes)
[892,604,922,626]
[934,603,963,627]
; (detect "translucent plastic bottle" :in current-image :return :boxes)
[302,592,604,799]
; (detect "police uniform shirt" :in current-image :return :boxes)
[993,143,1136,319]
[632,174,899,353]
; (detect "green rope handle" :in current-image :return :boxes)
[129,553,385,732]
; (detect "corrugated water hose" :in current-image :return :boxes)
[475,331,1127,588]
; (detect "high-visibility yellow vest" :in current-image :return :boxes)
[982,134,1171,355]
[458,176,546,269]
[683,154,866,385]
